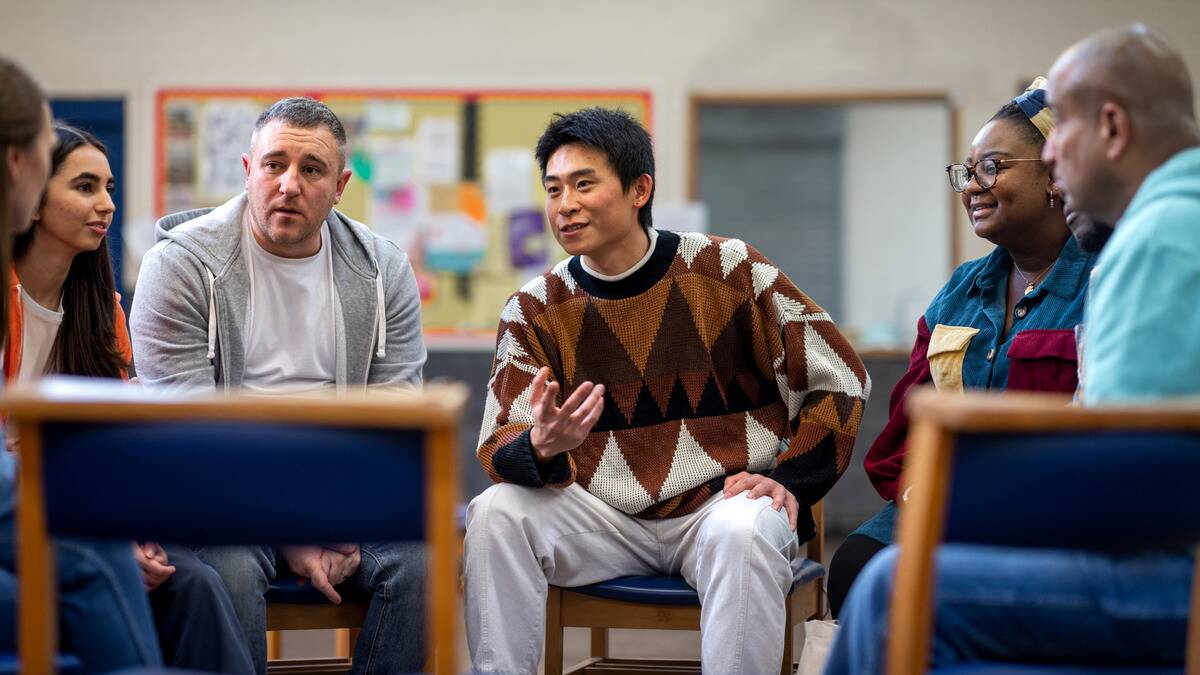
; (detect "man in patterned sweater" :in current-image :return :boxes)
[463,108,870,674]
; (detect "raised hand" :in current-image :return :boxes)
[529,367,606,463]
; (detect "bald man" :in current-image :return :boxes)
[824,24,1197,673]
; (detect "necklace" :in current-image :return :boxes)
[1012,259,1055,295]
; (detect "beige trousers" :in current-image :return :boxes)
[464,482,802,674]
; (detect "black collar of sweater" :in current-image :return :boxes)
[567,230,681,300]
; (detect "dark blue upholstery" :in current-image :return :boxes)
[944,431,1200,551]
[41,422,426,545]
[0,653,81,673]
[933,664,1182,674]
[568,559,825,606]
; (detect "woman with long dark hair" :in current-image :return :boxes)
[7,123,253,672]
[0,59,161,672]
[7,125,129,383]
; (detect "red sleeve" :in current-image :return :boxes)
[863,315,932,502]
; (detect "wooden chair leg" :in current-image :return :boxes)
[545,586,564,675]
[335,628,351,658]
[590,627,608,659]
[780,591,795,675]
[267,630,282,660]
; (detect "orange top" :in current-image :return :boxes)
[3,268,132,383]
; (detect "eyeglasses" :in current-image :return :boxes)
[945,158,1044,192]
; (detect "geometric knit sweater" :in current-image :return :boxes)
[475,230,871,541]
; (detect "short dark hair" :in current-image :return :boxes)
[254,96,347,151]
[988,101,1046,150]
[535,107,655,228]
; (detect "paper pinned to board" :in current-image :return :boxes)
[199,100,260,198]
[418,117,460,184]
[485,148,536,214]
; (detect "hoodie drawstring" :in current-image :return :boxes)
[205,267,217,360]
[374,271,386,358]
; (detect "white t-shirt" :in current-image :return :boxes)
[579,227,658,281]
[241,214,338,393]
[17,287,64,383]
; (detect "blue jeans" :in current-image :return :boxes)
[0,530,162,673]
[196,542,426,675]
[824,544,1192,674]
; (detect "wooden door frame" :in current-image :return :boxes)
[687,92,960,275]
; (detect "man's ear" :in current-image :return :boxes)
[334,168,353,205]
[631,173,653,208]
[1099,101,1131,162]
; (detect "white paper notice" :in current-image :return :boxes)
[418,117,460,184]
[199,100,260,198]
[365,101,412,133]
[484,148,536,214]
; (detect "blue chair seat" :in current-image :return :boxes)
[0,653,81,673]
[568,559,825,606]
[934,664,1182,674]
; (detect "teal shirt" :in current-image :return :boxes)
[1084,146,1200,402]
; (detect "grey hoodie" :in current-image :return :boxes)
[130,192,426,392]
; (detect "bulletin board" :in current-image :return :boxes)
[155,88,652,341]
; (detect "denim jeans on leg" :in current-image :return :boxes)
[0,526,161,673]
[193,545,276,675]
[197,542,425,675]
[824,544,1193,675]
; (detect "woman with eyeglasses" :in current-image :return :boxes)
[826,79,1099,618]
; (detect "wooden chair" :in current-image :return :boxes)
[545,501,826,675]
[888,389,1200,675]
[5,377,466,675]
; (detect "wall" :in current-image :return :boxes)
[5,0,1200,281]
[843,102,952,345]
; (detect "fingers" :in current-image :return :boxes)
[309,567,342,605]
[559,381,596,416]
[785,494,799,532]
[723,471,753,498]
[530,368,552,420]
[747,480,781,510]
[326,543,358,557]
[568,384,605,425]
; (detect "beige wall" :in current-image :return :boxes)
[5,0,1200,280]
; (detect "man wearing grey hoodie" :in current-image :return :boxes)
[130,97,428,674]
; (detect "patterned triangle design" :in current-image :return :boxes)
[616,422,680,501]
[533,297,588,384]
[572,302,643,387]
[552,259,578,294]
[644,374,678,418]
[710,301,756,381]
[771,291,808,326]
[587,433,654,514]
[675,272,748,350]
[644,282,711,379]
[686,413,747,472]
[811,321,870,395]
[678,372,710,412]
[657,421,726,501]
[803,323,865,398]
[718,238,749,278]
[745,412,781,471]
[677,232,712,268]
[476,387,503,449]
[592,281,672,374]
[500,296,526,325]
[609,381,644,425]
[520,275,548,304]
[750,262,779,298]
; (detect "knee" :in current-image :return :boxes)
[197,546,272,595]
[360,542,426,594]
[700,494,795,554]
[464,483,545,545]
[169,560,228,605]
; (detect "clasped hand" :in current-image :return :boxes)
[282,544,361,604]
